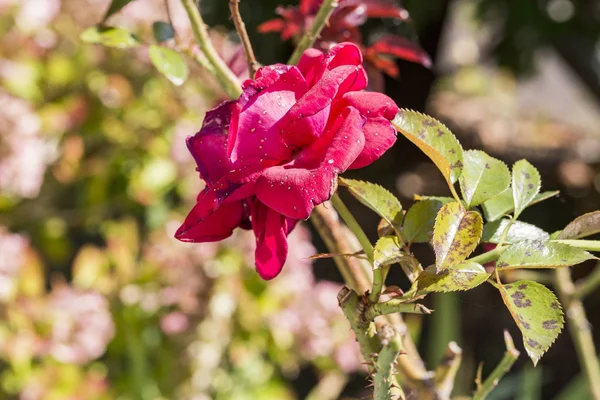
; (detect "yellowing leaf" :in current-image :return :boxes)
[373,236,404,269]
[432,202,483,269]
[459,150,510,207]
[339,178,403,230]
[499,280,563,365]
[417,261,489,293]
[392,110,464,186]
[496,240,596,270]
[512,160,541,218]
[558,211,600,240]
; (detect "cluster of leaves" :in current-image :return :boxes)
[339,110,600,366]
[81,1,188,86]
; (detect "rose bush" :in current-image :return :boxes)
[175,42,398,279]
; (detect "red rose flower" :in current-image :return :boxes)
[176,42,398,279]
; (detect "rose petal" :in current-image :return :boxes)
[297,48,325,87]
[187,101,235,185]
[257,18,285,33]
[280,64,366,148]
[227,65,307,164]
[175,189,244,242]
[255,107,365,219]
[252,201,290,280]
[336,92,398,169]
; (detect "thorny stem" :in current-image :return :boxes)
[181,0,242,99]
[366,299,432,320]
[228,0,260,78]
[287,0,339,64]
[554,268,600,399]
[373,325,405,400]
[472,331,519,400]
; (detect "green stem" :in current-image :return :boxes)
[366,299,432,320]
[472,331,519,400]
[331,193,384,303]
[574,262,600,299]
[338,287,379,363]
[310,204,372,293]
[287,0,339,64]
[496,216,515,248]
[373,325,404,400]
[552,239,600,252]
[467,245,506,265]
[181,0,242,99]
[554,268,600,399]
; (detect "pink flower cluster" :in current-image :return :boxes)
[176,43,398,279]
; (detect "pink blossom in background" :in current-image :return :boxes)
[0,227,28,301]
[45,287,115,365]
[0,91,52,198]
[176,43,398,280]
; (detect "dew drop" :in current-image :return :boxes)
[327,159,334,164]
[250,128,256,132]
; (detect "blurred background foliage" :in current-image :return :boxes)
[0,0,599,399]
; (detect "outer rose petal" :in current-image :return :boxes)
[227,65,307,164]
[175,189,245,242]
[255,107,365,219]
[280,64,367,148]
[336,92,398,169]
[252,201,291,280]
[187,101,235,185]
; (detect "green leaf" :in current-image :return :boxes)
[152,21,175,43]
[102,0,136,22]
[558,211,600,240]
[512,160,541,218]
[499,280,563,365]
[459,150,510,208]
[403,199,445,243]
[148,45,189,86]
[373,236,404,269]
[80,26,141,48]
[482,219,549,244]
[432,202,483,269]
[392,110,464,186]
[482,190,559,222]
[496,240,596,270]
[417,261,489,293]
[339,178,403,230]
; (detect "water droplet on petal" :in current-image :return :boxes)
[327,159,334,164]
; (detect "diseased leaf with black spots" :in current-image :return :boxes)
[512,160,541,218]
[558,211,600,240]
[496,240,596,270]
[499,280,564,365]
[482,219,549,244]
[432,202,483,270]
[392,110,464,186]
[417,261,489,293]
[373,236,405,269]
